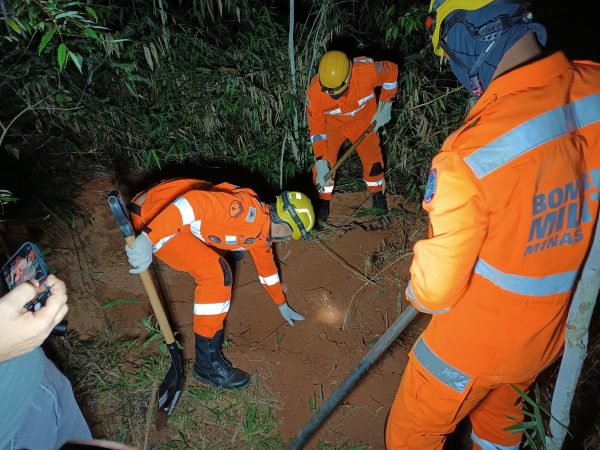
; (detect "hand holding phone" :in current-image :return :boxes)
[0,274,69,362]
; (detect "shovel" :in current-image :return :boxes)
[316,121,377,193]
[107,191,183,416]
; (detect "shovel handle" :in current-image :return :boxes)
[108,192,176,345]
[317,121,377,192]
[124,236,176,345]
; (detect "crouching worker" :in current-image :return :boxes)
[124,179,315,389]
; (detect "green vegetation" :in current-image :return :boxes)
[1,0,466,223]
[60,320,283,448]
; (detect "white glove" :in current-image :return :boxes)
[278,302,304,326]
[315,159,333,194]
[372,101,392,131]
[125,232,153,274]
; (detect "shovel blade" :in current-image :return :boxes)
[157,342,184,415]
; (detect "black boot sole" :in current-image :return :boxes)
[192,370,251,390]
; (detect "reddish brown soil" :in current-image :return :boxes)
[44,177,430,448]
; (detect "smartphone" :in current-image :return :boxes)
[1,242,50,312]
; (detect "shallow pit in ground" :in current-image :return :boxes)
[37,176,429,449]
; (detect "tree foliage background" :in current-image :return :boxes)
[0,0,468,219]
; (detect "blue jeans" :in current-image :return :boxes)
[2,355,91,450]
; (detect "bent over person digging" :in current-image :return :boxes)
[124,179,315,389]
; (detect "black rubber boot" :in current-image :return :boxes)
[317,199,330,223]
[231,250,245,262]
[372,191,388,212]
[192,330,250,389]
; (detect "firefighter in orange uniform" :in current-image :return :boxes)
[307,51,398,224]
[386,1,600,449]
[125,179,315,389]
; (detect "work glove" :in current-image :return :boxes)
[125,232,153,274]
[315,159,334,194]
[371,101,392,131]
[278,302,304,326]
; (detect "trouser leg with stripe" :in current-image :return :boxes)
[386,339,534,450]
[353,127,385,193]
[154,231,232,338]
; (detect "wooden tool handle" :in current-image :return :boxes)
[317,121,377,191]
[125,235,176,345]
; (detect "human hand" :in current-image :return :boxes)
[125,232,153,274]
[278,302,304,326]
[372,101,392,131]
[315,159,334,194]
[0,274,68,362]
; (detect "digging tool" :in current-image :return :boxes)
[315,121,377,193]
[107,191,183,415]
[286,305,419,450]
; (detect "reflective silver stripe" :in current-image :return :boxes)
[259,273,280,286]
[322,185,334,193]
[382,81,397,90]
[341,105,366,117]
[173,197,195,225]
[193,301,231,315]
[413,338,471,393]
[406,281,450,314]
[152,233,177,252]
[353,57,373,63]
[296,207,314,230]
[358,93,375,106]
[474,258,577,296]
[464,92,600,179]
[365,178,384,187]
[471,432,519,450]
[325,108,342,115]
[310,133,327,143]
[190,220,205,242]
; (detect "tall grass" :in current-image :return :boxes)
[1,0,466,211]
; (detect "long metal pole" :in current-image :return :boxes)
[286,305,419,450]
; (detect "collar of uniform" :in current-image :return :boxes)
[469,51,571,118]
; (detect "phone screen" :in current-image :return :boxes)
[1,242,50,311]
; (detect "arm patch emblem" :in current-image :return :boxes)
[424,169,437,204]
[229,200,244,218]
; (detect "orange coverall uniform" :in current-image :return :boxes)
[307,57,398,199]
[128,179,285,338]
[386,52,600,449]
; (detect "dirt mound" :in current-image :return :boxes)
[42,177,429,448]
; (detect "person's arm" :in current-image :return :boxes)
[249,245,304,326]
[374,60,398,102]
[306,81,329,159]
[248,245,285,305]
[407,152,488,313]
[0,275,68,362]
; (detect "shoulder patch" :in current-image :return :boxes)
[424,169,437,204]
[245,206,256,223]
[244,237,255,244]
[375,63,382,72]
[208,235,221,243]
[229,200,244,218]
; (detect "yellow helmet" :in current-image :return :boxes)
[318,51,351,96]
[426,0,495,57]
[274,192,315,240]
